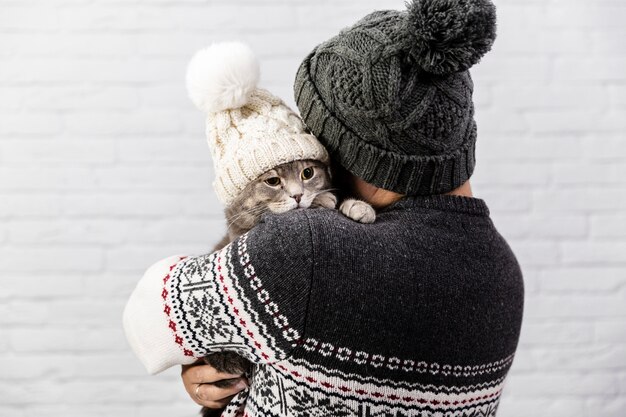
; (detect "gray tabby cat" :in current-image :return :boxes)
[201,159,374,417]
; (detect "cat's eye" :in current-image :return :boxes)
[265,177,281,186]
[301,167,314,180]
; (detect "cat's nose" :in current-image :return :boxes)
[292,194,302,203]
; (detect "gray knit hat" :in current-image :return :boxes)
[294,0,497,195]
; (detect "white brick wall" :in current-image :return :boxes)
[0,0,624,415]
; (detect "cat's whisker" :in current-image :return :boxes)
[311,188,339,197]
[226,206,269,230]
[226,206,268,227]
[229,205,267,220]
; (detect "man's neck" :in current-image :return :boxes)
[445,180,473,198]
[351,178,403,210]
[351,176,473,209]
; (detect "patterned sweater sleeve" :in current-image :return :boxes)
[123,212,314,374]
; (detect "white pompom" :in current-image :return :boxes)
[186,42,260,114]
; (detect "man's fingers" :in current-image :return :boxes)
[193,378,248,407]
[200,378,248,400]
[181,363,248,407]
[182,363,242,384]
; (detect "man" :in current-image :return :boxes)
[124,0,524,415]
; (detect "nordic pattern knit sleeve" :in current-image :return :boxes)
[123,214,313,374]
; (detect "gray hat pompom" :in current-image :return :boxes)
[406,0,497,75]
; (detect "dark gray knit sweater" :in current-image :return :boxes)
[124,195,524,417]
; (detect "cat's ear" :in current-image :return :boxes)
[186,42,260,114]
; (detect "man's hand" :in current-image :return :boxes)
[181,362,248,410]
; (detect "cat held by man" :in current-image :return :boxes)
[186,42,375,417]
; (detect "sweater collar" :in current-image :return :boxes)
[381,195,490,217]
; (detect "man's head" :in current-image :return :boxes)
[294,0,497,197]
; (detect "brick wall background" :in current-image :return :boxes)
[0,0,625,416]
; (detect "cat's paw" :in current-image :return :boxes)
[312,191,337,209]
[339,199,376,224]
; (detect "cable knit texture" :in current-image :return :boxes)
[205,88,329,205]
[123,196,524,417]
[294,0,497,195]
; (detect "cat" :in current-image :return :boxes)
[200,159,375,417]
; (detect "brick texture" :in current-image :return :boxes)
[1,0,625,416]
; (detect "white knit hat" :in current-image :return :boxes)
[186,42,330,206]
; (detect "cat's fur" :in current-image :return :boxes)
[213,159,338,249]
[200,159,374,417]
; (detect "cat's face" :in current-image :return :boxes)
[257,159,331,213]
[225,159,331,231]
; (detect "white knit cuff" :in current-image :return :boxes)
[123,255,198,374]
